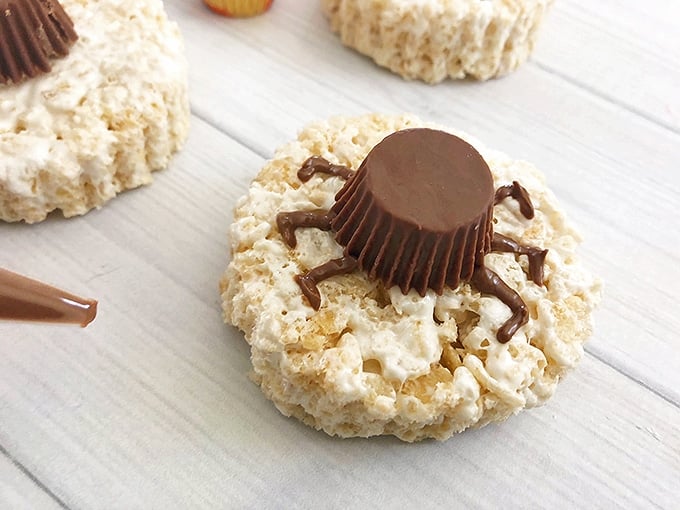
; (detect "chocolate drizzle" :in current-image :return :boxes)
[495,181,534,219]
[491,233,548,285]
[0,0,78,85]
[298,156,354,182]
[295,256,358,310]
[471,265,528,343]
[0,268,97,327]
[277,210,336,249]
[275,128,548,343]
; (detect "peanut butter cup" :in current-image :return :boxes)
[331,128,494,295]
[0,0,78,85]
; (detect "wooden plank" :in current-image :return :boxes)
[0,452,63,510]
[0,117,677,508]
[534,0,680,132]
[165,0,680,404]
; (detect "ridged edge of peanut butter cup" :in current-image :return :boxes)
[0,0,78,85]
[330,128,495,296]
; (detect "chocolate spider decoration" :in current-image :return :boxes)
[276,129,548,343]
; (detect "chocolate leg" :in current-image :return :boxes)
[297,156,355,182]
[296,256,359,310]
[471,265,528,343]
[495,181,535,219]
[276,209,336,248]
[491,233,548,286]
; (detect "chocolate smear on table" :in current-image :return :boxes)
[0,268,97,327]
[0,0,78,85]
[276,128,548,343]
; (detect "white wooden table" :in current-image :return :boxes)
[1,1,679,508]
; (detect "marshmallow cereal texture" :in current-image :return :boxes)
[321,0,554,83]
[221,113,601,442]
[0,0,190,223]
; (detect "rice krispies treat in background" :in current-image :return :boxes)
[321,0,554,83]
[0,0,190,223]
[221,113,601,442]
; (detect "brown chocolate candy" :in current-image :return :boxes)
[0,0,78,85]
[331,128,494,296]
[0,268,97,327]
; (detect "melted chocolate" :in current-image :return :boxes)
[295,256,358,310]
[0,268,97,327]
[471,266,528,343]
[276,129,548,343]
[495,181,535,219]
[491,233,548,286]
[277,210,335,249]
[297,156,354,183]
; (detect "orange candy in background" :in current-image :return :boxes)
[203,0,273,17]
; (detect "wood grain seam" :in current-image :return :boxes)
[189,110,269,160]
[0,442,70,510]
[531,60,680,137]
[585,348,680,409]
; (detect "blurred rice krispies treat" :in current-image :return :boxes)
[0,0,189,223]
[321,0,554,83]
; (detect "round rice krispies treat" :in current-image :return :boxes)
[221,113,601,442]
[0,0,190,223]
[321,0,554,83]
